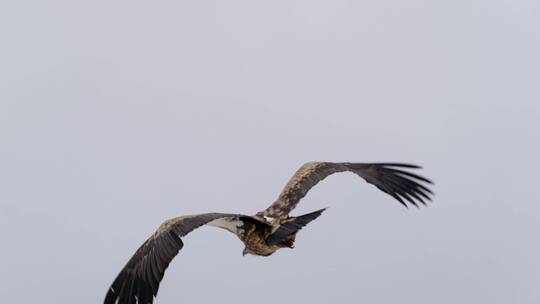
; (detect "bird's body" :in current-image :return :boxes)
[209,215,281,256]
[104,162,434,304]
[241,224,280,256]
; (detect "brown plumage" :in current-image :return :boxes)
[104,162,433,304]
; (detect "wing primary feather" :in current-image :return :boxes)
[383,174,429,206]
[364,163,422,169]
[388,168,433,184]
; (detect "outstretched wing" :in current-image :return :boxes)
[104,213,246,304]
[259,162,434,218]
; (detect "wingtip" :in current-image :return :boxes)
[314,207,328,215]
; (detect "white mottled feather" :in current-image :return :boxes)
[263,216,275,223]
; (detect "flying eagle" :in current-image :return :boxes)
[104,162,433,304]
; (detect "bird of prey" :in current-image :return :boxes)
[104,162,433,304]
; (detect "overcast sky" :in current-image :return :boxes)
[1,1,539,303]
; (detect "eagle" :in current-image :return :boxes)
[104,162,433,304]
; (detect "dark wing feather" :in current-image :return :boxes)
[260,162,433,218]
[104,213,242,304]
[266,208,326,246]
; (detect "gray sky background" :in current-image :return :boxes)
[1,1,539,303]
